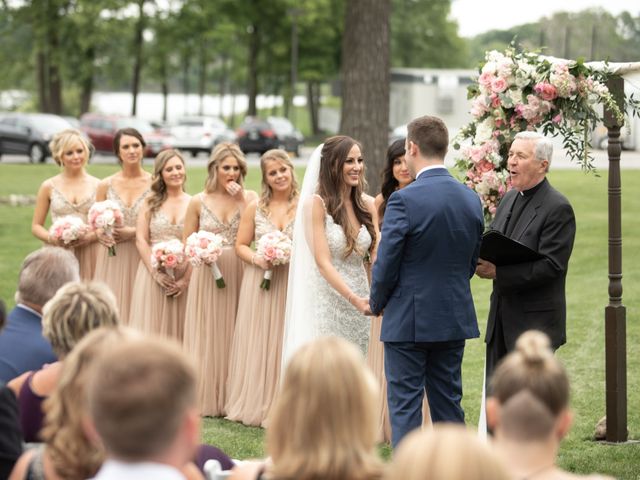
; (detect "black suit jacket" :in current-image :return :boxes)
[485,179,576,350]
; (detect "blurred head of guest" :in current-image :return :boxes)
[487,330,584,480]
[42,281,119,359]
[386,424,510,480]
[266,336,383,480]
[15,247,80,312]
[87,336,200,472]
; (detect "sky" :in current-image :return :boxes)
[450,0,639,37]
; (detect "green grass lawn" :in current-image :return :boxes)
[0,163,638,478]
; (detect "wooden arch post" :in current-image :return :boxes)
[603,75,627,442]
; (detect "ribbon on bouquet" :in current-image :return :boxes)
[260,269,273,290]
[210,262,225,288]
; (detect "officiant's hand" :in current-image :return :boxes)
[476,258,496,279]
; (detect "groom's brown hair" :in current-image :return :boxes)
[407,116,448,160]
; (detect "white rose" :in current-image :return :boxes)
[474,118,494,143]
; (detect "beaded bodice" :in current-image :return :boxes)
[49,186,96,223]
[199,197,241,247]
[149,210,184,244]
[107,181,150,227]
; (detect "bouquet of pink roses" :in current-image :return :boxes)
[184,231,226,288]
[150,239,185,280]
[48,215,90,246]
[88,200,123,256]
[255,230,292,290]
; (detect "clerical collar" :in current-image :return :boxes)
[519,177,547,197]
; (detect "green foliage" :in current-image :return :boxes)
[390,0,467,68]
[467,8,640,66]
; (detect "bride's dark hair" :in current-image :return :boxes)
[317,135,375,257]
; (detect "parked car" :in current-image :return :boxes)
[0,113,73,163]
[237,116,304,156]
[169,116,236,156]
[80,114,173,158]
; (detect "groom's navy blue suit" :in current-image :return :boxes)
[370,167,484,446]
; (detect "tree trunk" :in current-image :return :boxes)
[46,8,63,115]
[131,0,145,116]
[247,22,259,117]
[218,55,228,118]
[198,44,207,116]
[182,52,191,116]
[340,0,391,195]
[36,51,49,113]
[307,80,320,135]
[161,57,169,122]
[79,46,95,115]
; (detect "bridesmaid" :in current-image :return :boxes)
[93,128,151,325]
[182,142,257,417]
[129,149,191,341]
[225,149,298,427]
[367,139,430,442]
[31,129,100,280]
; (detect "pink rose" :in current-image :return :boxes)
[164,253,178,268]
[490,94,501,108]
[476,160,494,174]
[264,246,276,260]
[478,71,494,88]
[552,112,563,124]
[534,82,558,101]
[491,77,508,93]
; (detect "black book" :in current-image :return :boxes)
[479,230,544,266]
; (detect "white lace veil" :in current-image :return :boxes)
[281,143,323,367]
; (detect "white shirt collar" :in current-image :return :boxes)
[17,303,42,318]
[91,459,186,480]
[415,164,447,180]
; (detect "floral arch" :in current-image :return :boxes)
[453,46,640,223]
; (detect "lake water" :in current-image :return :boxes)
[91,92,308,123]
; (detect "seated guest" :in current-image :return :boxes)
[385,424,510,480]
[0,299,23,479]
[8,281,119,442]
[487,330,614,480]
[9,327,133,480]
[0,247,79,382]
[86,336,204,480]
[231,336,383,480]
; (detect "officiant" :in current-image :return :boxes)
[475,131,576,386]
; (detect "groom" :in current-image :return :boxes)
[369,115,484,447]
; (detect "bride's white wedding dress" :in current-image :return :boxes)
[314,210,371,354]
[282,144,371,365]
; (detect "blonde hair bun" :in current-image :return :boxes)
[515,330,553,365]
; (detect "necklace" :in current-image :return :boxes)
[520,463,556,480]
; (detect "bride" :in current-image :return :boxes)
[282,136,379,363]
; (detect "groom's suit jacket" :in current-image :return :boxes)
[370,168,484,342]
[485,178,575,350]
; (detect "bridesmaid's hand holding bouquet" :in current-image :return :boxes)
[255,231,292,290]
[89,200,124,256]
[185,231,226,288]
[150,239,186,296]
[48,215,90,248]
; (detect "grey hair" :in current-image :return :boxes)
[15,247,80,307]
[514,131,553,172]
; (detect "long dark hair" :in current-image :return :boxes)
[378,139,407,220]
[317,136,375,257]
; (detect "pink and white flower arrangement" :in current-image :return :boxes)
[454,45,629,224]
[255,230,292,290]
[48,215,90,246]
[184,231,226,288]
[88,200,123,256]
[150,239,185,280]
